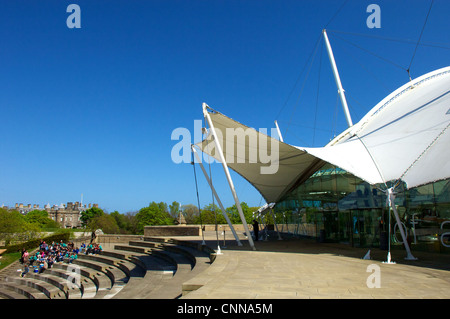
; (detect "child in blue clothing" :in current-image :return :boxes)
[21,263,29,277]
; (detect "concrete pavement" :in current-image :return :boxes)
[174,231,450,299]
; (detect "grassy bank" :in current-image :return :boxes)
[0,252,21,270]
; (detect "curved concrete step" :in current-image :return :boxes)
[110,243,179,299]
[77,254,129,282]
[4,275,66,299]
[114,244,178,273]
[52,261,112,298]
[0,283,35,299]
[112,243,196,299]
[79,252,143,278]
[70,258,126,299]
[114,239,214,299]
[27,271,81,299]
[99,250,147,277]
[51,263,98,299]
[132,240,212,278]
[0,237,214,299]
[129,241,209,299]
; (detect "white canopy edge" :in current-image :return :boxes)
[307,66,450,189]
[196,66,450,204]
[196,106,326,203]
[328,66,450,146]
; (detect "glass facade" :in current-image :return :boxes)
[273,164,450,253]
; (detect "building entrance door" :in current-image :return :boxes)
[323,211,339,242]
[338,211,352,245]
[349,209,383,247]
[322,209,384,247]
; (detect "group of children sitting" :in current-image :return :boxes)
[80,242,103,255]
[19,240,103,277]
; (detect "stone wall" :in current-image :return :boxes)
[144,225,201,237]
[202,224,247,232]
[95,234,144,244]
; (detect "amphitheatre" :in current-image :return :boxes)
[2,222,450,301]
[0,224,217,300]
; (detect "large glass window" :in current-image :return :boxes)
[274,165,450,253]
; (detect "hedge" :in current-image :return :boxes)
[1,232,72,254]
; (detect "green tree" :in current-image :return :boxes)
[226,202,254,224]
[135,202,174,233]
[194,203,227,225]
[24,210,59,229]
[124,211,139,234]
[110,210,138,234]
[80,207,104,227]
[110,211,126,230]
[169,201,180,219]
[0,208,41,245]
[88,214,119,234]
[181,204,199,224]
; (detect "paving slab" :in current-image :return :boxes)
[174,231,450,299]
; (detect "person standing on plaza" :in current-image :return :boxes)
[253,219,259,241]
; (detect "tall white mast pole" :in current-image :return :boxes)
[274,120,284,142]
[203,103,256,251]
[191,145,243,246]
[323,29,353,128]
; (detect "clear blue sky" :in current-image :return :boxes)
[0,0,449,213]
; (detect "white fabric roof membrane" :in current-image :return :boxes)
[303,66,450,189]
[196,108,326,203]
[197,66,450,203]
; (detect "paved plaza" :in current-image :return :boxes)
[3,230,449,301]
[176,231,450,299]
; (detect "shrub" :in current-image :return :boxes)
[2,231,71,254]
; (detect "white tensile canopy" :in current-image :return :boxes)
[196,66,450,259]
[197,66,450,203]
[304,66,450,190]
[196,109,326,204]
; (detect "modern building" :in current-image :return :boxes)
[194,65,450,256]
[274,164,450,250]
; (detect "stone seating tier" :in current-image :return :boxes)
[0,237,213,299]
